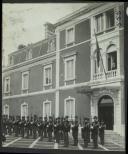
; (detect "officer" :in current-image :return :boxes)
[47,116,53,142]
[56,117,61,143]
[25,116,30,138]
[30,116,33,137]
[20,116,25,138]
[15,116,20,137]
[37,117,42,138]
[53,118,58,142]
[63,116,70,147]
[39,118,44,141]
[82,117,90,148]
[71,116,79,146]
[44,116,48,138]
[60,116,64,140]
[91,116,99,149]
[33,116,37,139]
[99,120,106,145]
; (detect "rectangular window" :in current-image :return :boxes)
[4,77,10,93]
[44,65,52,86]
[43,101,51,118]
[21,103,28,119]
[106,9,115,29]
[66,27,74,45]
[4,105,9,118]
[22,71,29,93]
[64,56,76,81]
[65,99,75,119]
[95,14,104,33]
[107,52,117,71]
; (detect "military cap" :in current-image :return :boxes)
[93,116,98,119]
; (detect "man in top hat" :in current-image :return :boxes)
[99,120,106,145]
[91,116,99,149]
[82,117,90,148]
[71,116,79,146]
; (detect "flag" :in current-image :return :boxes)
[94,32,100,67]
[94,30,107,79]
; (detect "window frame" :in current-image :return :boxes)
[21,102,28,120]
[64,55,76,82]
[43,100,51,119]
[3,104,9,118]
[21,71,29,93]
[4,76,10,94]
[64,96,75,120]
[43,64,52,87]
[66,26,75,46]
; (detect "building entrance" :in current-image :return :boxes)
[98,95,114,130]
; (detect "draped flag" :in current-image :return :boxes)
[94,30,107,79]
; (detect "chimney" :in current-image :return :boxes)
[44,22,55,39]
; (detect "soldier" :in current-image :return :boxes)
[30,116,33,137]
[47,116,53,142]
[25,116,30,138]
[53,118,58,142]
[33,116,37,139]
[56,117,62,143]
[39,118,44,141]
[8,116,12,135]
[99,120,106,145]
[37,117,42,138]
[63,116,70,147]
[82,117,90,148]
[15,116,20,137]
[20,116,25,138]
[91,116,99,149]
[71,116,79,146]
[44,116,48,138]
[60,116,64,140]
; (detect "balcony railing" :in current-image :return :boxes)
[93,69,117,80]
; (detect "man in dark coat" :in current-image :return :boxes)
[20,116,25,138]
[82,117,90,148]
[44,116,48,138]
[99,120,106,145]
[47,116,53,142]
[71,116,79,146]
[33,116,37,139]
[63,116,70,147]
[91,116,99,149]
[25,116,30,138]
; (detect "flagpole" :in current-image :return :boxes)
[94,29,107,80]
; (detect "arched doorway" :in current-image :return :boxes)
[98,95,114,130]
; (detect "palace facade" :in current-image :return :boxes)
[2,2,125,136]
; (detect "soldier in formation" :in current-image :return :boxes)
[2,114,106,148]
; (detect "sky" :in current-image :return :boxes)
[2,3,87,65]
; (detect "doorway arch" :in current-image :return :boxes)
[98,95,114,130]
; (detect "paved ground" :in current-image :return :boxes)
[2,133,125,151]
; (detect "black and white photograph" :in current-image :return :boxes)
[1,2,126,152]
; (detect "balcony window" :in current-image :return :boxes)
[107,45,117,71]
[95,14,104,33]
[106,9,115,29]
[94,50,103,74]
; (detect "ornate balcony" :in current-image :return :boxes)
[93,69,117,80]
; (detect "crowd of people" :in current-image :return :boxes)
[2,115,106,148]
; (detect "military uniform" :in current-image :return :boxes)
[91,116,99,149]
[25,116,30,138]
[47,116,53,142]
[82,117,90,148]
[30,117,33,136]
[71,116,79,146]
[20,117,25,138]
[99,120,106,145]
[63,117,70,147]
[44,117,48,138]
[33,119,37,139]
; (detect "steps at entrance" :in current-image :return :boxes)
[104,130,125,147]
